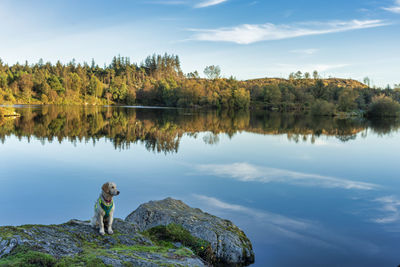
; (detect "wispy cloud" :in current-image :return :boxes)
[193,194,310,230]
[195,0,228,8]
[189,19,388,44]
[196,162,378,190]
[191,194,380,252]
[290,48,319,55]
[147,0,227,8]
[382,0,400,13]
[373,196,400,224]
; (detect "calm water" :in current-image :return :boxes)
[1,105,400,266]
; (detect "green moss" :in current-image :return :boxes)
[55,254,108,267]
[0,246,57,267]
[0,223,205,266]
[143,223,214,264]
[0,245,113,267]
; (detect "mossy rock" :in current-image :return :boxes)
[0,219,205,267]
[126,198,254,266]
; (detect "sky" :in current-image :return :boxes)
[0,0,399,87]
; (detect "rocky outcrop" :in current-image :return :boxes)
[0,219,206,266]
[125,198,255,266]
[0,198,254,266]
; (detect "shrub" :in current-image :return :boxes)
[311,99,336,116]
[367,95,400,117]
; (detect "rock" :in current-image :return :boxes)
[125,197,255,266]
[0,218,206,266]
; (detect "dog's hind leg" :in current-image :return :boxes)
[90,216,97,228]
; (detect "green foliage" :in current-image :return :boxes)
[311,79,326,99]
[338,87,358,112]
[0,56,399,112]
[367,95,400,117]
[47,75,64,94]
[311,99,336,116]
[263,84,281,109]
[144,224,214,264]
[87,75,103,97]
[204,65,221,79]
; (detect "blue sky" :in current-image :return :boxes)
[0,0,399,86]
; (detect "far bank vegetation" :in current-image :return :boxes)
[0,54,399,117]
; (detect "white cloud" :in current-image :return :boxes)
[193,194,310,229]
[145,0,227,8]
[196,162,378,190]
[373,196,400,224]
[189,19,388,44]
[191,194,380,252]
[382,0,400,13]
[195,0,228,8]
[290,48,319,55]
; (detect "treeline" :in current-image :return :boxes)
[1,106,399,152]
[0,54,399,115]
[243,75,400,117]
[0,54,249,109]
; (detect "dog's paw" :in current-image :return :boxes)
[108,229,114,235]
[99,229,105,235]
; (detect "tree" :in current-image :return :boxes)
[304,72,311,79]
[18,73,33,101]
[363,77,371,87]
[47,75,65,94]
[187,71,200,79]
[88,75,103,98]
[263,84,281,109]
[204,65,221,79]
[338,87,358,112]
[311,99,336,116]
[311,79,326,99]
[294,71,302,80]
[313,70,319,79]
[68,73,82,93]
[233,87,250,109]
[366,95,400,117]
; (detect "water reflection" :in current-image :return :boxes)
[0,105,399,152]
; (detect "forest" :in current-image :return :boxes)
[0,54,399,116]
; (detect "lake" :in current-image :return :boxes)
[1,105,400,266]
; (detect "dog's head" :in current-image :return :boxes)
[102,182,120,196]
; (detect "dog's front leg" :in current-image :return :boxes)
[98,214,105,235]
[107,216,114,235]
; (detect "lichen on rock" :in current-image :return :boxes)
[0,219,206,266]
[125,198,255,266]
[0,198,255,266]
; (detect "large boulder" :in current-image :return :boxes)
[125,197,255,266]
[0,219,206,267]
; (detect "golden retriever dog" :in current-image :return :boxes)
[91,182,120,235]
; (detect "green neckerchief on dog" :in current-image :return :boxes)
[95,198,113,218]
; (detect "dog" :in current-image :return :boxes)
[91,182,120,235]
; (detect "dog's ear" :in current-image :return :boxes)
[102,182,110,194]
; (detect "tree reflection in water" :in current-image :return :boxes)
[0,105,399,153]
